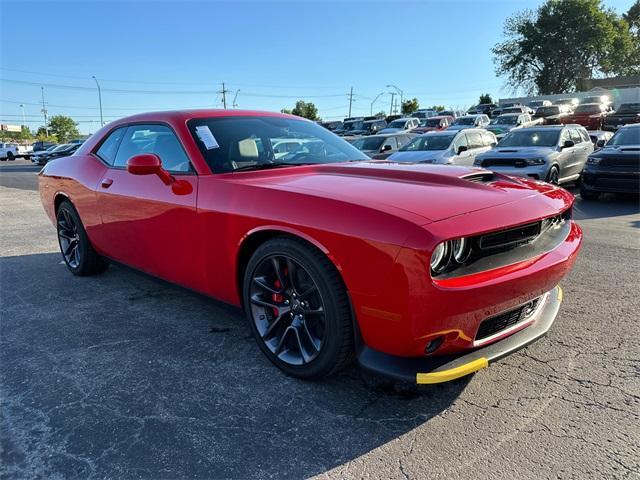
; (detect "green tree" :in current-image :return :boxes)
[282,100,319,121]
[430,105,445,112]
[36,127,58,143]
[47,115,80,143]
[478,94,494,104]
[373,111,387,118]
[493,0,640,94]
[401,98,420,115]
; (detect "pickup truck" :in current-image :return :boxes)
[0,143,33,160]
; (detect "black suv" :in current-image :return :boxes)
[603,103,640,131]
[348,119,387,136]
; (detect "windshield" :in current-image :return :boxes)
[453,117,475,125]
[351,136,385,151]
[400,135,455,152]
[535,107,560,116]
[387,120,407,128]
[608,127,640,146]
[421,118,441,127]
[188,116,368,173]
[51,144,72,152]
[343,121,363,131]
[491,115,518,125]
[574,105,600,114]
[617,103,640,114]
[497,130,559,147]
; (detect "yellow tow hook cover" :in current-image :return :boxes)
[416,357,489,384]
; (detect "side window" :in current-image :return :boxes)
[114,124,191,172]
[569,128,583,144]
[385,137,398,150]
[95,127,126,165]
[579,129,590,143]
[560,129,572,145]
[482,131,496,146]
[453,134,468,151]
[467,132,483,149]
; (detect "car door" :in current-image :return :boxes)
[93,123,199,286]
[556,128,577,179]
[566,128,591,178]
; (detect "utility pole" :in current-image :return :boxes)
[41,87,49,136]
[92,76,104,126]
[389,92,395,116]
[220,82,228,109]
[347,87,354,118]
[19,104,25,127]
[370,92,384,115]
[386,84,404,113]
[232,89,240,108]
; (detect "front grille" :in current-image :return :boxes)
[478,221,541,251]
[480,158,527,168]
[600,157,640,168]
[476,298,540,341]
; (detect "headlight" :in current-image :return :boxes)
[525,157,546,165]
[431,237,471,275]
[452,237,471,263]
[430,242,449,273]
[587,156,601,165]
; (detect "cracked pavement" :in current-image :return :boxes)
[1,162,639,479]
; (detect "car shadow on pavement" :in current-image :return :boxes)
[572,193,640,223]
[1,253,469,480]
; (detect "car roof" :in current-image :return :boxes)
[498,113,522,117]
[620,122,640,129]
[107,109,302,126]
[576,103,601,107]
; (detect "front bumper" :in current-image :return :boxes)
[582,168,640,193]
[357,286,563,384]
[478,164,549,181]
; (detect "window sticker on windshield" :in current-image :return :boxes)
[195,125,220,150]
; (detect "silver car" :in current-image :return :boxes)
[387,128,497,166]
[447,114,490,131]
[474,125,594,185]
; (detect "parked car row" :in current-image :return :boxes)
[31,142,82,165]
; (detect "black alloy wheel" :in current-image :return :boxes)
[56,200,109,276]
[243,237,353,379]
[547,166,559,185]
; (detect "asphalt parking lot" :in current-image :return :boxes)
[1,160,639,480]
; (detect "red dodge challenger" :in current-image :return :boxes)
[39,110,582,384]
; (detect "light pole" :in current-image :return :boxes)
[232,89,240,108]
[92,76,104,126]
[386,84,403,112]
[19,104,25,127]
[370,92,384,115]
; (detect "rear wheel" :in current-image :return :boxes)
[547,165,559,185]
[6,151,14,161]
[243,237,353,379]
[56,201,109,276]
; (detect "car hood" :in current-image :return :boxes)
[228,161,552,224]
[387,150,446,163]
[487,125,516,133]
[479,146,556,158]
[592,144,640,158]
[378,128,402,134]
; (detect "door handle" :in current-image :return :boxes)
[101,178,113,189]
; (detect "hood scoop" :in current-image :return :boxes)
[620,147,640,152]
[462,172,496,183]
[497,149,519,153]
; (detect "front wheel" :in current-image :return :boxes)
[243,237,353,380]
[56,201,109,276]
[547,165,559,185]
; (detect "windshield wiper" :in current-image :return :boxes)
[232,162,319,173]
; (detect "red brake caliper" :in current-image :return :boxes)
[272,279,284,315]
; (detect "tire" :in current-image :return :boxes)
[580,185,600,201]
[6,152,14,161]
[242,236,353,380]
[56,201,109,276]
[547,165,559,185]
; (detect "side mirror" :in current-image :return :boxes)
[562,140,575,149]
[596,139,606,148]
[457,145,468,155]
[381,144,392,152]
[127,153,173,185]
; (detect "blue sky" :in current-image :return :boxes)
[1,0,634,133]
